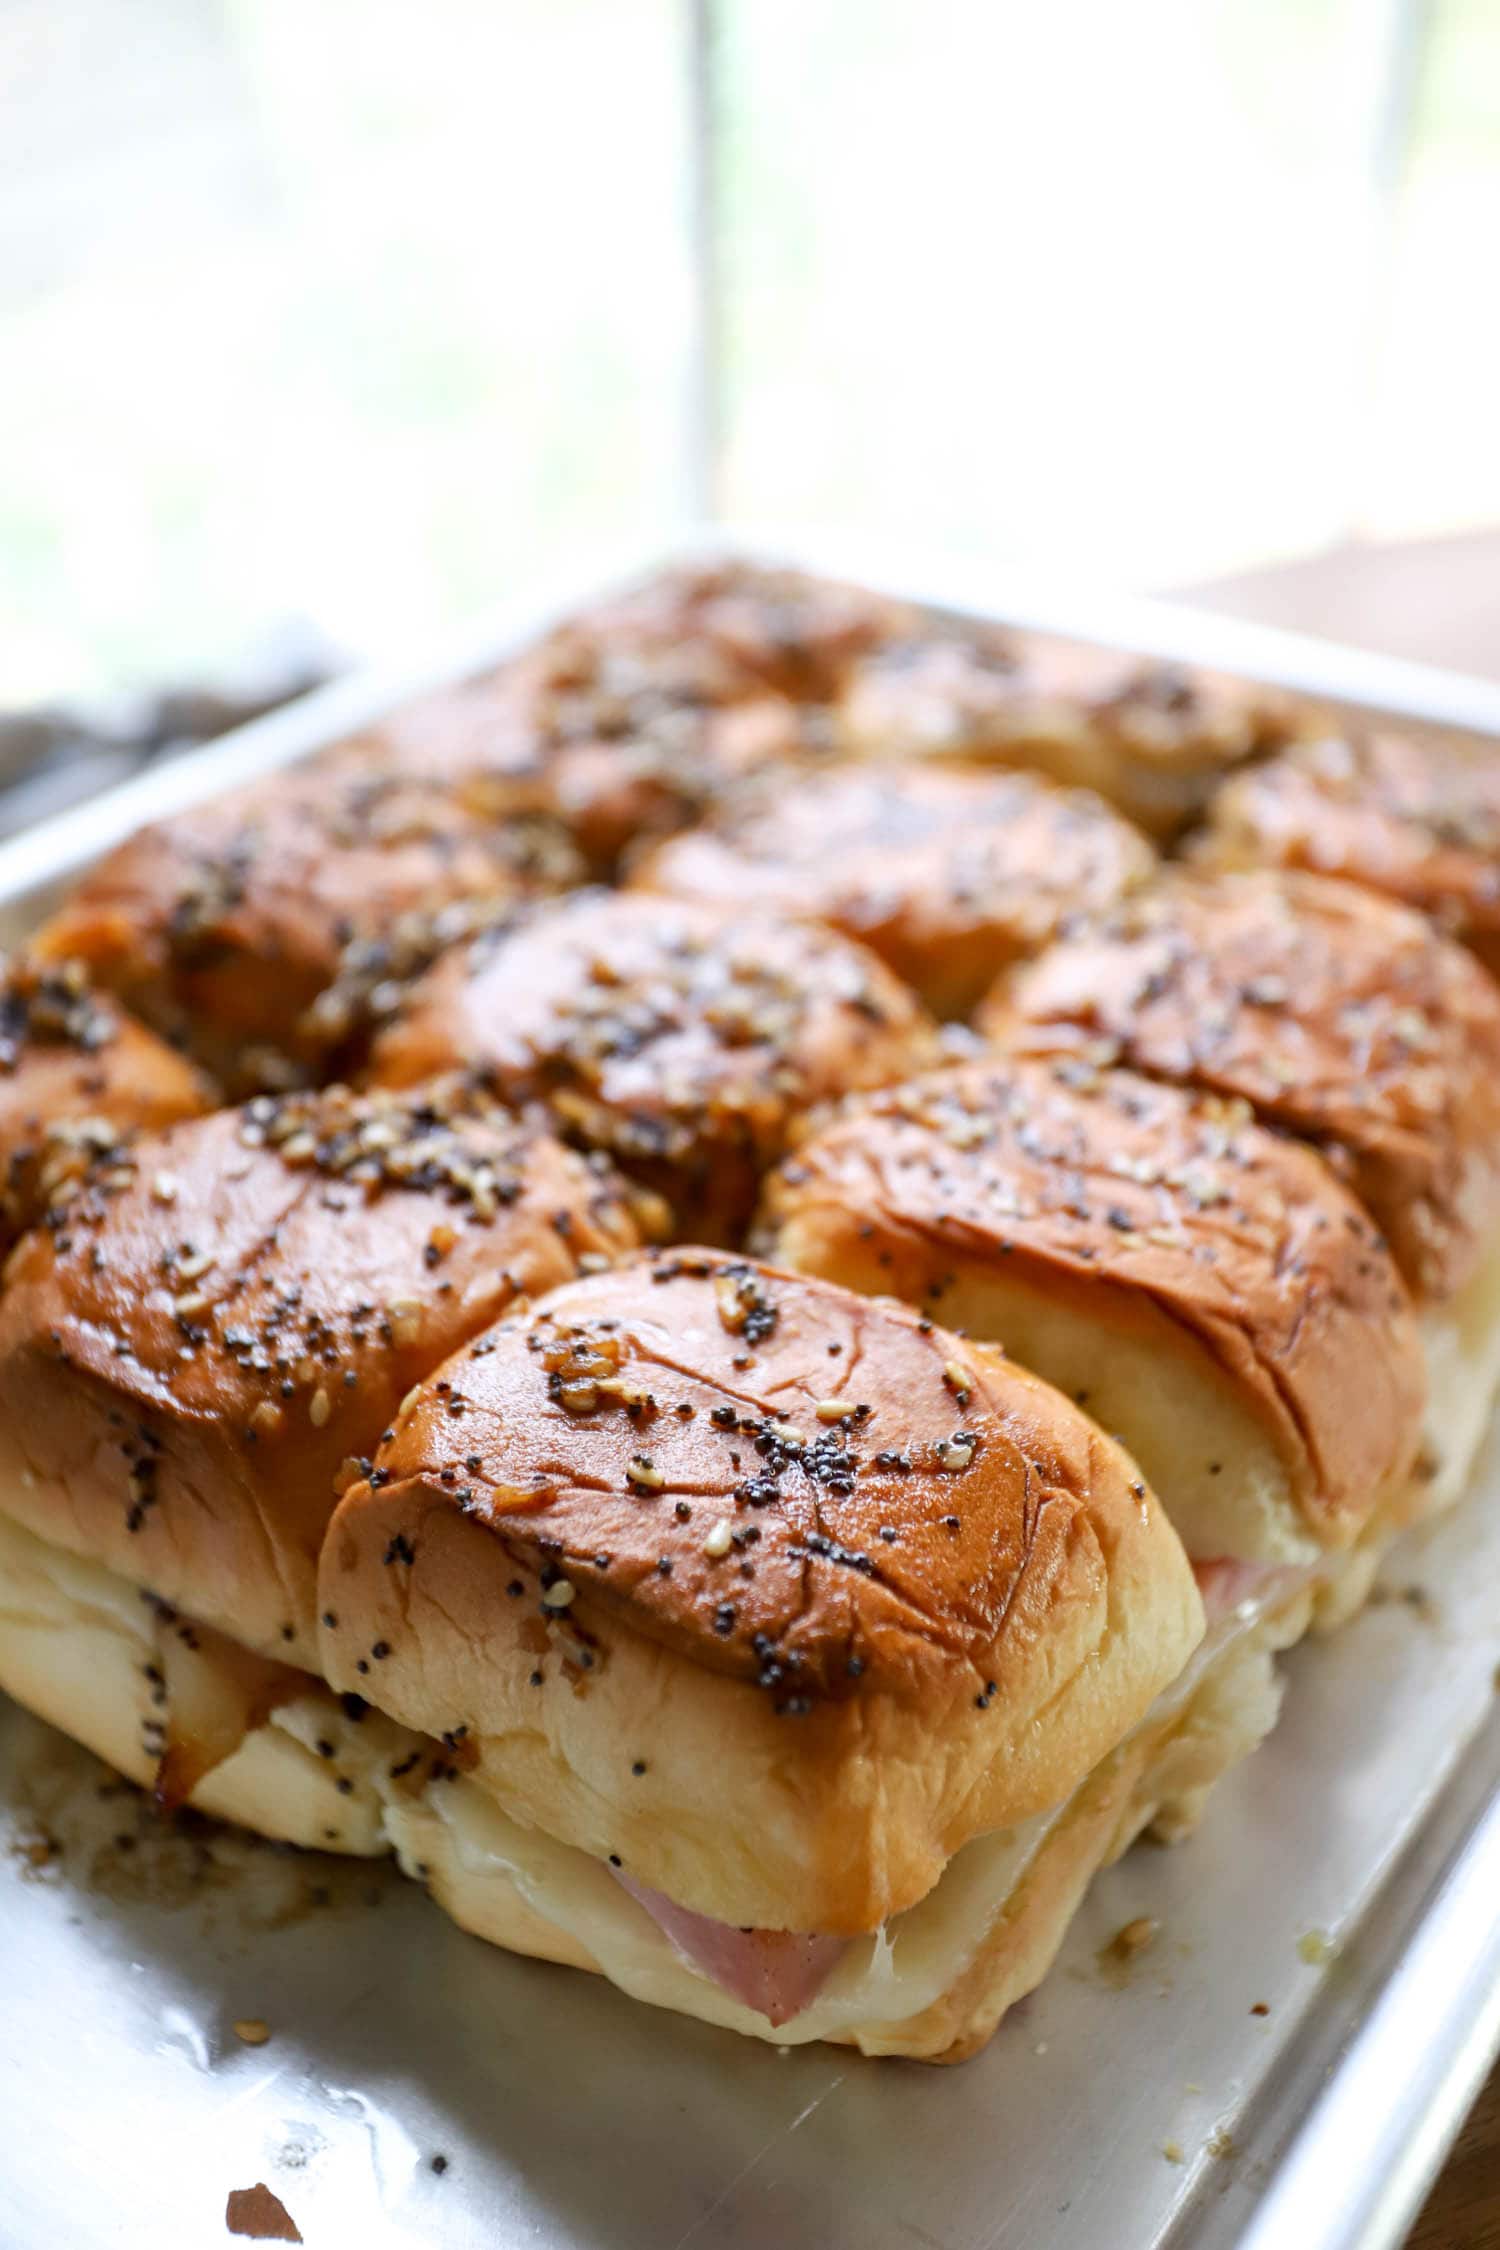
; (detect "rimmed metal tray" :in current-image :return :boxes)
[5,537,1500,2250]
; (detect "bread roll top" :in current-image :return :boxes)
[0,1081,642,1663]
[761,1056,1426,1555]
[368,889,936,1240]
[986,868,1500,1301]
[1196,731,1500,975]
[632,761,1154,1018]
[0,952,211,1251]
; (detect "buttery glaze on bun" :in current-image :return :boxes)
[984,868,1500,1302]
[0,1082,642,1667]
[34,749,582,1094]
[760,1056,1426,1564]
[0,953,211,1251]
[318,1250,1203,1937]
[631,762,1155,1018]
[367,889,937,1241]
[1195,731,1500,976]
[837,629,1301,838]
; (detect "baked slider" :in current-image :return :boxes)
[362,562,909,876]
[983,869,1500,1509]
[837,628,1301,839]
[33,748,582,1094]
[367,889,936,1242]
[0,1082,642,1847]
[0,953,211,1254]
[630,762,1155,1019]
[760,1055,1426,1625]
[1195,731,1500,977]
[317,1250,1209,2060]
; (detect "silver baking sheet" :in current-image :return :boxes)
[5,542,1500,2250]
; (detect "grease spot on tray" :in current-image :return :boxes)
[0,1720,400,1937]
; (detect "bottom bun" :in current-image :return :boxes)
[0,1502,1318,2060]
[1416,1230,1500,1519]
[383,1593,1305,2062]
[0,1508,416,1856]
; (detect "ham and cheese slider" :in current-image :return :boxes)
[0,1082,641,1850]
[836,628,1300,839]
[630,762,1154,1018]
[761,1056,1426,1630]
[358,562,908,875]
[368,889,936,1242]
[0,953,210,1254]
[984,870,1500,1511]
[318,1250,1208,2060]
[34,749,581,1094]
[1195,731,1500,978]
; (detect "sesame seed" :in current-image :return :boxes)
[541,1580,576,1610]
[702,1519,734,1559]
[309,1387,332,1428]
[150,1172,178,1205]
[232,2018,270,2046]
[814,1399,849,1423]
[250,1400,283,1436]
[626,1456,665,1492]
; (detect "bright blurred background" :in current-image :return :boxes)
[1,0,1497,708]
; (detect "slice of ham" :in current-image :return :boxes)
[612,1868,848,2026]
[1191,1556,1313,1630]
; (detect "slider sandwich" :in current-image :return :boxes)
[0,952,210,1253]
[317,1251,1211,2060]
[0,1082,641,1850]
[368,889,937,1242]
[359,561,911,875]
[834,627,1301,840]
[1195,730,1500,978]
[630,761,1155,1018]
[34,748,583,1094]
[982,869,1500,1513]
[761,1056,1426,1641]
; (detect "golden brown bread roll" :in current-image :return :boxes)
[34,748,581,1093]
[356,563,906,875]
[760,1056,1426,1568]
[0,1081,642,1670]
[367,889,937,1240]
[838,629,1302,839]
[984,869,1500,1304]
[630,762,1155,1018]
[0,954,211,1252]
[1195,731,1500,976]
[318,1249,1212,2054]
[553,560,918,705]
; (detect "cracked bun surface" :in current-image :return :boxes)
[760,1056,1426,1563]
[318,1250,1203,1933]
[984,868,1500,1302]
[632,761,1155,1018]
[1195,731,1500,977]
[0,953,212,1250]
[0,1082,642,1667]
[367,888,937,1241]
